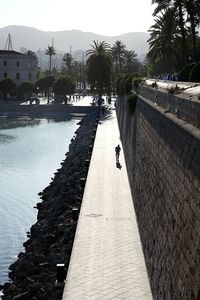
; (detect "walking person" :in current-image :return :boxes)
[115,144,121,161]
[102,105,106,116]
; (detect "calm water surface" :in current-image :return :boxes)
[0,118,79,284]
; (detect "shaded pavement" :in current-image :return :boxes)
[62,107,152,299]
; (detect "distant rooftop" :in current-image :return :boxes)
[0,50,24,55]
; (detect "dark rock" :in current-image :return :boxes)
[38,262,49,268]
[12,292,30,300]
[7,284,17,292]
[20,277,35,288]
[45,234,56,246]
[27,282,42,294]
[35,288,48,300]
[36,203,42,209]
[3,282,11,290]
[18,252,25,259]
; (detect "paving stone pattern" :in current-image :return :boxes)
[62,109,152,300]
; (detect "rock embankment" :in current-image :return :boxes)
[1,112,98,300]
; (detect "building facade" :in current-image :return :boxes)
[0,50,37,86]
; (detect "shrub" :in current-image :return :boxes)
[116,73,142,96]
[178,62,196,81]
[127,92,137,113]
[116,74,126,96]
[132,77,143,92]
[124,74,134,95]
[189,62,200,82]
[167,84,182,94]
[151,81,158,89]
[131,73,141,78]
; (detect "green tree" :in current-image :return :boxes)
[147,7,179,75]
[185,0,200,61]
[27,50,38,66]
[178,62,196,80]
[152,0,200,64]
[189,62,200,82]
[44,75,55,102]
[44,75,55,89]
[0,78,16,99]
[112,40,126,73]
[36,67,45,80]
[35,78,46,95]
[18,81,34,100]
[152,0,189,65]
[53,76,75,96]
[123,50,139,73]
[176,0,189,64]
[63,53,74,74]
[86,40,112,96]
[45,45,56,73]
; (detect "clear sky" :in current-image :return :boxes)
[0,0,155,36]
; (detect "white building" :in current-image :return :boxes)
[0,50,37,86]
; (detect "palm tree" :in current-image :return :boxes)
[152,0,189,65]
[112,40,126,73]
[63,53,74,74]
[45,45,56,73]
[147,7,179,75]
[86,40,112,96]
[123,50,139,73]
[27,50,38,66]
[185,0,200,61]
[176,0,189,64]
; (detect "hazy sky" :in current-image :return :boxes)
[0,0,155,36]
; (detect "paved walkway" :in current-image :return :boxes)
[62,108,152,300]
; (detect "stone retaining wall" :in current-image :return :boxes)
[0,103,97,117]
[140,85,200,129]
[117,89,200,299]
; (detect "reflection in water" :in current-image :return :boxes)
[0,117,79,284]
[0,134,17,143]
[0,118,40,130]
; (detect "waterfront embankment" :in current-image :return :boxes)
[0,101,96,119]
[1,111,98,300]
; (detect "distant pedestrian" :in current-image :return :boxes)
[64,96,69,104]
[107,96,111,104]
[98,96,103,107]
[115,144,121,161]
[102,105,105,116]
[92,96,96,104]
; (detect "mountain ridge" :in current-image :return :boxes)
[0,25,150,57]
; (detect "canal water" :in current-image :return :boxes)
[0,117,79,284]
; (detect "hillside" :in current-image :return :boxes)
[0,25,150,57]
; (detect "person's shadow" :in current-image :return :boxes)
[116,159,122,170]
